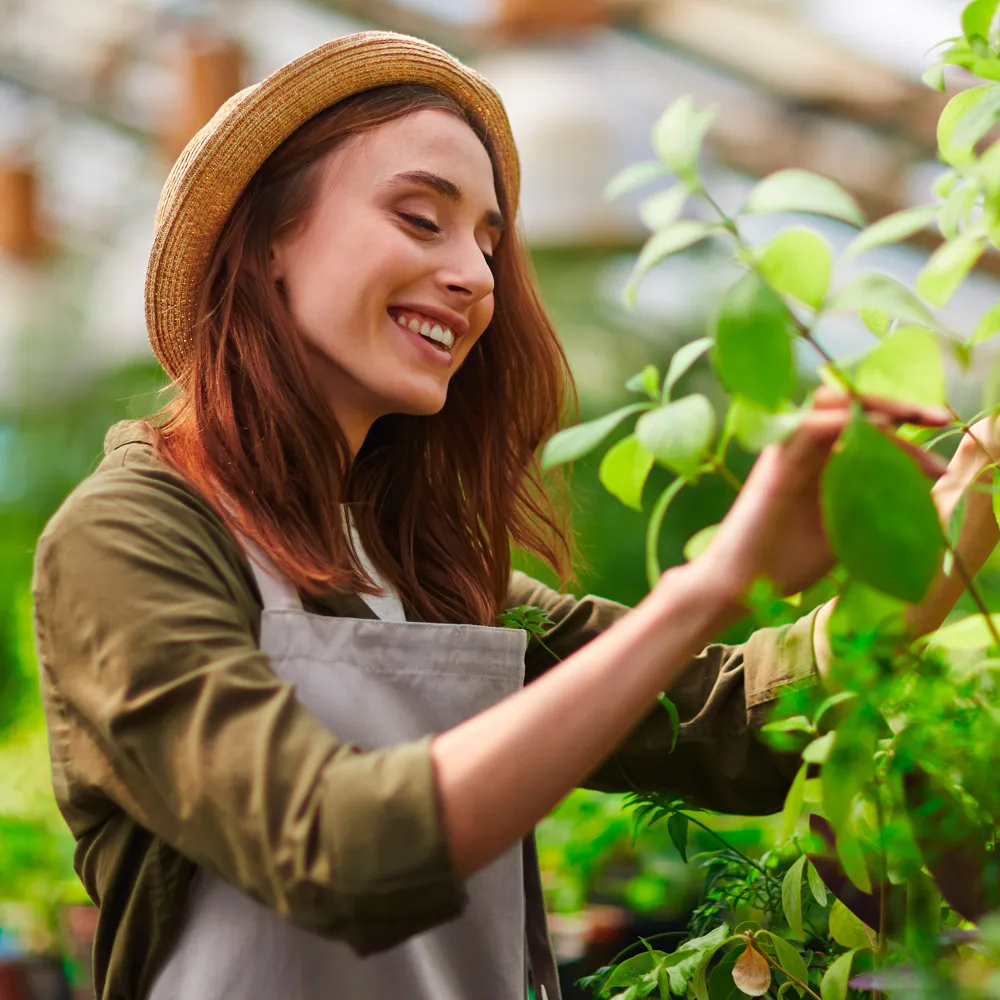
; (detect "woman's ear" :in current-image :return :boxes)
[269,241,286,283]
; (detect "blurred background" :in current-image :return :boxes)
[2,0,1000,996]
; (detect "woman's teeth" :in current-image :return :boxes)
[394,312,455,350]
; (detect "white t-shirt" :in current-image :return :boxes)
[345,510,407,623]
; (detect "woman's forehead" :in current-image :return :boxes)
[326,109,500,208]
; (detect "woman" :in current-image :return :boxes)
[30,30,999,1000]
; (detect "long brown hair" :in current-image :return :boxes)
[157,84,574,625]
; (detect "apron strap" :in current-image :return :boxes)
[238,534,304,613]
[524,836,562,1000]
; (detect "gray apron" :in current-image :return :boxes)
[147,535,561,1000]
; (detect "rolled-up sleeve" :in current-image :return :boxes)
[32,470,465,954]
[506,571,822,815]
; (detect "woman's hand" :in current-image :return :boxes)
[902,414,1000,638]
[686,388,951,613]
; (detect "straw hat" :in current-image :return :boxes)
[145,31,520,380]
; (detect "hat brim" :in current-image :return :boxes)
[145,30,519,380]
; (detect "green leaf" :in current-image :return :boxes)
[731,399,803,453]
[813,691,858,731]
[802,731,835,764]
[781,855,807,939]
[945,491,969,577]
[843,205,939,260]
[742,169,866,227]
[819,950,857,1000]
[973,301,1000,347]
[806,860,828,906]
[688,926,734,1000]
[916,230,986,307]
[828,582,908,643]
[667,812,689,863]
[994,466,1000,531]
[657,693,681,752]
[820,410,944,603]
[639,184,689,231]
[605,951,668,990]
[762,716,815,735]
[927,612,1000,650]
[646,479,686,589]
[714,274,797,410]
[635,394,716,478]
[939,182,979,240]
[779,764,808,841]
[952,85,1000,153]
[625,222,716,306]
[923,62,948,91]
[827,274,937,328]
[599,435,656,511]
[829,898,874,950]
[706,950,742,1000]
[906,872,943,958]
[626,364,661,399]
[756,228,832,310]
[664,337,713,401]
[652,97,717,179]
[683,524,719,563]
[836,830,872,894]
[854,326,947,407]
[769,934,809,997]
[963,0,1000,50]
[822,711,879,830]
[605,160,669,201]
[860,308,891,338]
[939,85,995,164]
[541,403,650,468]
[934,169,959,199]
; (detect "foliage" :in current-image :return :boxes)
[543,3,1000,996]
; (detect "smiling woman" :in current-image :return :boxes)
[27,29,985,1000]
[157,82,571,627]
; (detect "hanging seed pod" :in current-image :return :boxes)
[732,943,771,996]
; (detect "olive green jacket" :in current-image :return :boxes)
[30,421,820,1000]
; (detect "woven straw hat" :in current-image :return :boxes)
[145,30,520,380]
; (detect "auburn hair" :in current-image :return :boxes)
[155,84,575,625]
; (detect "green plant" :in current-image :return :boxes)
[542,3,1000,996]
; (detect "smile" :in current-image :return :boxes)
[388,307,456,351]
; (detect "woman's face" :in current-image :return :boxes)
[270,108,503,451]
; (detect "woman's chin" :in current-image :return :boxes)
[377,376,450,418]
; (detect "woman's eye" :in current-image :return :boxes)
[397,212,441,234]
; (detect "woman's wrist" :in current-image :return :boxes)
[648,560,749,643]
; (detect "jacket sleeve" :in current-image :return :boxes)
[505,571,822,814]
[32,467,465,955]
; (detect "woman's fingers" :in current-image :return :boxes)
[780,401,950,486]
[866,413,950,480]
[811,385,951,428]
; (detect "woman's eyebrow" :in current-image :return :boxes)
[388,169,505,231]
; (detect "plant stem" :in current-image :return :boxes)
[713,462,745,493]
[601,930,689,971]
[757,944,824,1000]
[681,812,772,879]
[873,785,889,1000]
[948,404,999,465]
[646,478,686,589]
[948,545,1000,648]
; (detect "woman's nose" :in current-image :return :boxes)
[440,239,495,303]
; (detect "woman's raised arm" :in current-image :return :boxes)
[432,390,953,876]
